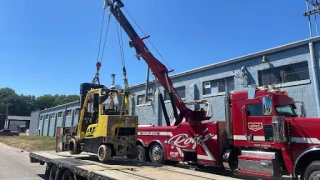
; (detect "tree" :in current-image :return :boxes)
[34,94,56,111]
[0,87,18,115]
[0,87,79,116]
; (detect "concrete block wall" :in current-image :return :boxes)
[132,38,320,125]
[33,36,320,134]
[37,101,79,137]
[30,110,40,136]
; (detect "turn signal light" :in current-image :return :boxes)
[281,90,288,95]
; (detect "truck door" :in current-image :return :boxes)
[246,98,274,146]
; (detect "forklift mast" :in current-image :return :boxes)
[79,83,106,109]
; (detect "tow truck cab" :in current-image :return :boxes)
[230,87,320,179]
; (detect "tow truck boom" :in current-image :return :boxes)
[106,0,205,125]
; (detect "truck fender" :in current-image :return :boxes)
[136,139,144,147]
[293,145,320,178]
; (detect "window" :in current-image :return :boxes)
[276,105,296,117]
[58,111,63,118]
[75,109,79,115]
[50,113,55,119]
[203,76,235,95]
[40,116,43,120]
[247,104,263,116]
[137,87,154,105]
[164,86,185,101]
[45,114,49,119]
[258,61,309,86]
[66,110,72,116]
[137,94,153,105]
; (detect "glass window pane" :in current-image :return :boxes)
[247,104,263,116]
[219,79,225,92]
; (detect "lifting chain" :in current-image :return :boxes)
[92,6,112,85]
[91,62,102,85]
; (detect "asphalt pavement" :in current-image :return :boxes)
[0,142,46,180]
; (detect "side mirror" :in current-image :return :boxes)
[262,97,273,115]
[294,101,305,117]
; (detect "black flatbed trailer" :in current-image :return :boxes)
[29,151,241,180]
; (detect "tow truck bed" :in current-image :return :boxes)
[29,151,240,180]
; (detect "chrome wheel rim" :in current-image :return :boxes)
[137,149,143,160]
[152,145,162,161]
[310,171,320,180]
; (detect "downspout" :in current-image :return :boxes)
[53,112,57,137]
[309,42,320,117]
[71,109,75,126]
[47,115,51,136]
[41,114,45,136]
[62,105,67,127]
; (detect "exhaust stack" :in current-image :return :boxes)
[224,81,233,144]
[111,74,116,87]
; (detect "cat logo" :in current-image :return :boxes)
[86,127,96,137]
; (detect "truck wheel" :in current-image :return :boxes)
[303,160,320,180]
[149,143,165,164]
[62,169,75,180]
[127,145,138,159]
[49,164,60,180]
[69,138,81,155]
[136,145,146,161]
[97,144,112,162]
[45,164,52,177]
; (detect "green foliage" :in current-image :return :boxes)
[0,87,79,116]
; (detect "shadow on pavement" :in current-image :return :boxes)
[37,174,47,180]
[174,164,293,180]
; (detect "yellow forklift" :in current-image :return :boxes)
[68,68,138,162]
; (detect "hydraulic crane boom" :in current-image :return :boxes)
[105,0,200,124]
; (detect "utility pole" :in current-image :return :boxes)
[5,99,9,129]
[303,0,320,37]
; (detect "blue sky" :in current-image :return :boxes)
[0,0,314,97]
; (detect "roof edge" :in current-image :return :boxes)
[130,35,320,89]
[40,100,79,113]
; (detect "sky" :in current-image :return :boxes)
[0,0,315,97]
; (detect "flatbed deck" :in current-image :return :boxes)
[29,151,242,180]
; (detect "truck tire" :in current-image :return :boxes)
[127,145,138,159]
[49,164,62,180]
[69,138,81,155]
[45,164,52,177]
[136,145,146,161]
[303,160,320,180]
[97,144,112,162]
[149,143,165,164]
[62,169,75,180]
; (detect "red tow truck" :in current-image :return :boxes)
[109,0,320,179]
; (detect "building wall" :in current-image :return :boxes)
[132,38,320,125]
[35,37,320,135]
[37,101,79,137]
[30,110,40,136]
[8,120,28,131]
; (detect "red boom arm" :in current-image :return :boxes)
[107,0,196,123]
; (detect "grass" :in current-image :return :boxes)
[0,136,56,152]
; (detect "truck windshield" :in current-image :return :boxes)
[276,105,297,117]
